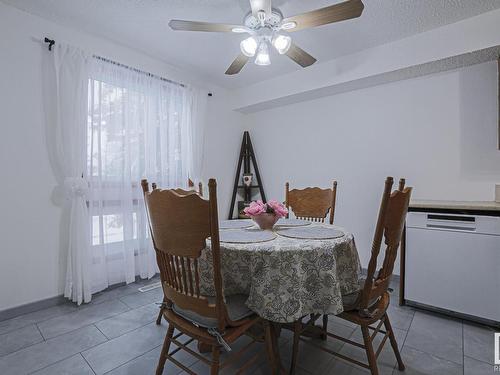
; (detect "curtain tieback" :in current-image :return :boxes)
[64,176,89,199]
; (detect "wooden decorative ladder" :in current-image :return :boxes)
[228,131,267,219]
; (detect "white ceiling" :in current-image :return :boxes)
[4,0,500,89]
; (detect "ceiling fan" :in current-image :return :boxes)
[168,0,364,75]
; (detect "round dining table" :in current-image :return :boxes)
[199,219,361,323]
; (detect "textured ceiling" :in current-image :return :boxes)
[3,0,500,88]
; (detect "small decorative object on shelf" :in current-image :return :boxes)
[244,200,288,230]
[243,173,253,187]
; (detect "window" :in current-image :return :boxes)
[86,59,192,291]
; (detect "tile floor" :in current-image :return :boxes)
[0,277,497,374]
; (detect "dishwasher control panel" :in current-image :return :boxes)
[407,212,500,236]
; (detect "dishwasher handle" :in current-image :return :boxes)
[425,214,476,232]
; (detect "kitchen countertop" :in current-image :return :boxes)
[410,199,500,211]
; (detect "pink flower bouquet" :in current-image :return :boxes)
[243,200,288,230]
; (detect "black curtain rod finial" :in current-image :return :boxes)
[44,37,55,51]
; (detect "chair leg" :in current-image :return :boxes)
[156,307,163,325]
[210,346,220,375]
[384,314,405,371]
[321,315,328,340]
[156,324,174,375]
[289,320,301,375]
[156,297,166,325]
[361,326,379,375]
[264,321,278,374]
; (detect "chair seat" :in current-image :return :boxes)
[342,278,379,311]
[172,294,253,328]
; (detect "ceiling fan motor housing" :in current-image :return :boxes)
[244,8,283,30]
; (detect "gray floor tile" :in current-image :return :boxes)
[280,319,356,360]
[336,326,406,375]
[95,303,158,339]
[396,346,462,375]
[105,342,199,375]
[90,284,143,305]
[327,359,371,374]
[31,354,95,375]
[0,304,77,336]
[280,339,335,374]
[0,324,43,357]
[119,288,163,309]
[82,322,166,374]
[463,322,496,365]
[37,300,130,339]
[386,303,415,331]
[404,311,463,364]
[0,325,106,375]
[327,314,358,329]
[464,356,495,375]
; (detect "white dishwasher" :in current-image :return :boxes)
[405,211,500,324]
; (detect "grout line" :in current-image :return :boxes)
[93,323,110,341]
[101,344,163,375]
[463,354,494,366]
[93,314,157,341]
[80,352,97,375]
[35,322,46,341]
[35,302,133,342]
[26,353,91,375]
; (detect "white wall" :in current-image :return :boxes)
[0,2,244,311]
[1,1,498,311]
[243,61,500,272]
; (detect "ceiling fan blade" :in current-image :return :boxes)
[285,43,317,68]
[249,0,272,17]
[225,53,250,75]
[282,0,364,32]
[169,20,240,33]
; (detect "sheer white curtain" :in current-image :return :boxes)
[50,43,93,305]
[87,58,198,293]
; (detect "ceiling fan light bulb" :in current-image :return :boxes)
[281,21,297,30]
[272,34,291,54]
[240,36,258,57]
[232,27,247,33]
[254,42,271,66]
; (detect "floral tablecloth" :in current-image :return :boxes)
[199,224,361,323]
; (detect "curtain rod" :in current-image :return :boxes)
[44,37,187,89]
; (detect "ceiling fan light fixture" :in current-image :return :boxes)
[240,36,258,57]
[272,34,291,54]
[254,41,271,66]
[281,21,297,30]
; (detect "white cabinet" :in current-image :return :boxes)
[405,212,500,323]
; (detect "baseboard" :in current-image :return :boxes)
[0,295,67,322]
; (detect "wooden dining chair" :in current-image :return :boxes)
[285,181,338,224]
[141,178,277,375]
[289,177,412,375]
[285,181,338,338]
[149,180,204,325]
